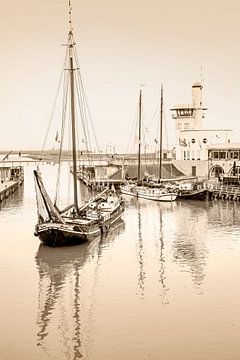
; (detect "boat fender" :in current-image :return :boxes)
[73,225,80,232]
[101,223,109,233]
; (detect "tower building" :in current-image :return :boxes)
[171,82,232,161]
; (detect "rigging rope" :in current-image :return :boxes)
[39,52,68,160]
[54,68,69,206]
[73,45,100,153]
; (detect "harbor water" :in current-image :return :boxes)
[1,163,240,360]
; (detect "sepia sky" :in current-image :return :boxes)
[0,0,240,152]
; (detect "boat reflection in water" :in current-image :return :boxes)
[35,220,124,359]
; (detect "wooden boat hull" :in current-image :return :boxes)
[137,191,177,202]
[120,185,177,202]
[35,202,125,247]
[35,223,100,246]
[177,189,212,200]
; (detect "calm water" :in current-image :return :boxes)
[1,164,240,360]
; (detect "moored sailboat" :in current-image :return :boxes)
[120,86,177,202]
[34,2,125,246]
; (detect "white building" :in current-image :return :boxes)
[0,166,11,182]
[171,82,233,161]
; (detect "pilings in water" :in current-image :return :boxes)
[209,184,240,201]
[77,169,123,190]
[79,176,122,191]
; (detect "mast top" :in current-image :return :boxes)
[67,0,76,53]
[68,0,73,34]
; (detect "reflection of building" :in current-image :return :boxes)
[171,83,233,178]
[172,202,208,286]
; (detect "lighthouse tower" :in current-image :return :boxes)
[192,82,205,129]
[171,82,206,133]
[170,82,233,166]
[170,82,207,160]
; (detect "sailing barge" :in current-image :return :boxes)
[34,2,125,246]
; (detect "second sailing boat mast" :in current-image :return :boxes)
[159,84,163,181]
[68,1,78,211]
[137,89,142,181]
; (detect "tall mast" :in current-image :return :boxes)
[68,1,78,210]
[159,84,163,181]
[137,89,142,181]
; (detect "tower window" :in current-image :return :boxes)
[219,152,226,159]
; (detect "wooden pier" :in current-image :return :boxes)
[77,164,123,190]
[208,184,240,201]
[0,166,24,203]
[0,179,23,202]
[78,175,123,190]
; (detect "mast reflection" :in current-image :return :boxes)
[35,241,96,358]
[137,203,145,299]
[35,220,124,359]
[157,209,168,303]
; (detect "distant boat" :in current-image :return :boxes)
[177,185,212,200]
[120,86,177,202]
[34,3,124,246]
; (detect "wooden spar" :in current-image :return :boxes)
[159,84,163,181]
[137,90,142,181]
[69,32,78,210]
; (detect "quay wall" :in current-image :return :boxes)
[0,179,23,202]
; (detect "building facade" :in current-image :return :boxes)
[171,82,233,161]
[208,143,240,178]
[0,166,11,182]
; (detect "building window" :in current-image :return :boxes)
[183,151,186,160]
[191,138,195,144]
[178,123,182,130]
[97,168,107,177]
[197,150,201,160]
[187,150,190,160]
[230,151,239,159]
[219,151,226,159]
[184,123,190,130]
[203,138,207,144]
[192,150,195,160]
[212,152,219,159]
[192,166,196,176]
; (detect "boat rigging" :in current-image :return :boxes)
[33,1,125,246]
